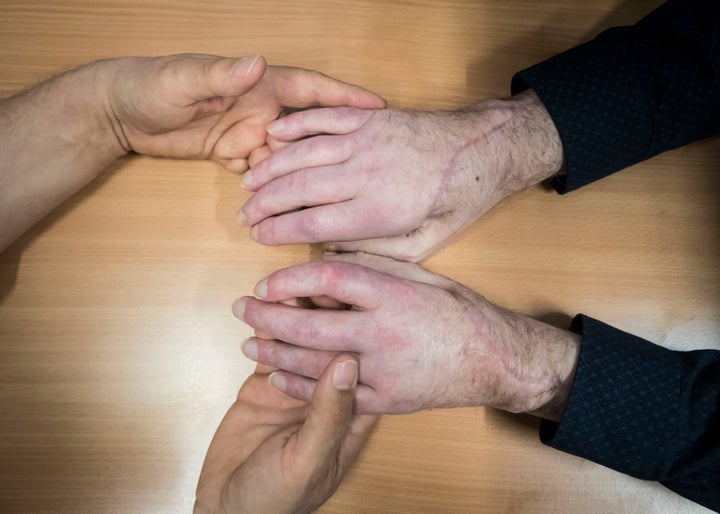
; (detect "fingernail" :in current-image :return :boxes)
[254,278,267,299]
[237,209,248,226]
[232,298,246,320]
[241,338,258,360]
[332,360,358,390]
[231,55,261,77]
[267,118,284,136]
[269,371,286,391]
[326,244,339,252]
[250,225,259,241]
[242,170,253,189]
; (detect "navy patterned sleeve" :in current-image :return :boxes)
[511,0,720,193]
[540,315,720,511]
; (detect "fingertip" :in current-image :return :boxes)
[253,55,268,76]
[232,297,247,320]
[253,278,267,299]
[263,122,297,143]
[219,55,265,97]
[230,54,264,77]
[358,92,387,110]
[268,371,286,391]
[240,337,258,361]
[266,118,285,137]
[224,157,249,175]
[332,358,358,391]
[236,208,248,226]
[241,170,254,191]
[267,136,288,152]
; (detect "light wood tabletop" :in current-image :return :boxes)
[1,0,718,512]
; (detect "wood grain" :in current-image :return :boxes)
[0,0,717,512]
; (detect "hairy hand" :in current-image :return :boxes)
[240,91,562,261]
[195,357,377,514]
[104,54,385,173]
[233,252,579,418]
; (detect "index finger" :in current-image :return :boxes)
[266,107,375,142]
[251,200,393,246]
[267,66,386,110]
[254,260,383,309]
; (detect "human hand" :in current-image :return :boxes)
[194,356,377,514]
[240,90,563,261]
[233,252,579,419]
[104,54,385,172]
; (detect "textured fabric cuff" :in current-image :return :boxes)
[511,0,720,194]
[539,315,686,479]
[539,315,720,511]
[511,35,657,195]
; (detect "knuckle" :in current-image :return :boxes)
[295,214,323,239]
[315,261,342,287]
[323,405,350,427]
[259,339,275,362]
[387,279,420,304]
[162,54,193,80]
[291,82,317,106]
[248,192,270,218]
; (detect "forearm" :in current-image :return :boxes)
[0,60,126,251]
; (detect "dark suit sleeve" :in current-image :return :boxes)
[540,315,720,511]
[511,0,720,193]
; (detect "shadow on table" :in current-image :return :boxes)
[0,158,127,304]
[465,0,664,98]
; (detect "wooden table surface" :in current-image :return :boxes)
[1,0,718,512]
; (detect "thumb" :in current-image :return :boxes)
[296,355,358,465]
[174,54,266,101]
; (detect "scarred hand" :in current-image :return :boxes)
[233,252,579,419]
[240,90,562,261]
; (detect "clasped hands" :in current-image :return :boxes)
[92,52,578,512]
[196,59,581,511]
[232,77,576,416]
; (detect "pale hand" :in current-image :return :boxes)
[233,252,579,419]
[194,357,377,514]
[240,90,563,261]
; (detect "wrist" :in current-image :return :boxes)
[83,58,132,158]
[467,89,564,199]
[519,319,580,421]
[38,59,130,161]
[466,300,579,420]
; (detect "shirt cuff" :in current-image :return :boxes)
[539,314,720,510]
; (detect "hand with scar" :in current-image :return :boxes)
[240,90,564,262]
[233,252,580,420]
